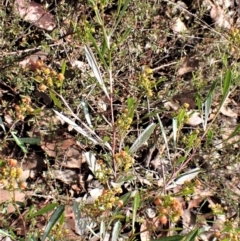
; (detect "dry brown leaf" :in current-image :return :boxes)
[182,209,196,228]
[210,3,233,29]
[41,131,84,169]
[52,169,78,184]
[187,112,203,126]
[177,56,199,76]
[140,219,150,241]
[0,190,26,213]
[172,91,197,109]
[188,198,203,210]
[171,17,188,33]
[220,104,237,118]
[19,51,49,69]
[14,0,56,31]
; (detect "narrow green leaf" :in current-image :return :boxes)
[183,228,199,241]
[132,191,140,234]
[0,229,14,238]
[150,235,183,241]
[28,203,58,219]
[88,33,108,68]
[41,205,65,241]
[100,221,106,240]
[50,91,62,109]
[203,80,218,130]
[11,132,27,153]
[61,60,67,75]
[6,137,40,145]
[110,0,131,36]
[196,93,202,112]
[84,45,110,100]
[219,69,231,108]
[130,123,156,153]
[112,221,122,241]
[81,98,92,128]
[127,97,134,110]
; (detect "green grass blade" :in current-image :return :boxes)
[183,228,199,241]
[49,90,62,109]
[84,45,110,99]
[157,114,170,160]
[100,221,106,241]
[112,220,121,241]
[219,69,231,108]
[61,60,66,75]
[11,132,27,153]
[28,203,58,219]
[87,33,108,68]
[110,0,131,36]
[203,79,218,130]
[150,235,183,241]
[132,191,140,234]
[129,123,156,153]
[6,137,40,145]
[41,205,65,241]
[81,98,92,128]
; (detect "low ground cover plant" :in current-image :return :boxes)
[0,0,240,240]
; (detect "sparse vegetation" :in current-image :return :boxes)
[0,0,240,240]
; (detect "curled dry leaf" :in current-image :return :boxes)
[181,209,196,229]
[171,17,188,33]
[177,56,199,76]
[210,3,233,29]
[220,104,238,118]
[14,0,56,31]
[187,111,203,126]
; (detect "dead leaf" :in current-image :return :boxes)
[14,0,56,31]
[210,3,233,29]
[171,17,188,33]
[220,104,238,118]
[0,190,26,213]
[19,51,49,69]
[140,219,150,241]
[182,209,196,228]
[41,131,84,169]
[173,91,196,109]
[187,111,203,126]
[177,56,199,76]
[52,169,78,184]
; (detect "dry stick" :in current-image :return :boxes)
[152,61,177,72]
[108,58,118,178]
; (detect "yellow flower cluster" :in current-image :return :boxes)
[93,188,123,211]
[14,95,34,121]
[114,151,134,171]
[138,66,154,97]
[154,196,183,224]
[95,159,113,184]
[0,158,26,190]
[32,60,65,91]
[116,108,133,137]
